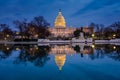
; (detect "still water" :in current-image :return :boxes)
[0,43,120,80]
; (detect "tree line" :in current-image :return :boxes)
[0,16,51,41]
[0,15,120,41]
[74,21,120,39]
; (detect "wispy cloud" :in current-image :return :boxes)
[72,0,120,16]
[0,0,120,27]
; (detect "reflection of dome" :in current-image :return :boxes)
[54,9,66,28]
[55,54,66,70]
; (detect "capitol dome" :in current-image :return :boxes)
[55,54,66,70]
[54,9,66,28]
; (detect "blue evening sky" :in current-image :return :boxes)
[0,0,120,29]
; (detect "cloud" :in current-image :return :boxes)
[0,0,120,28]
[72,0,120,16]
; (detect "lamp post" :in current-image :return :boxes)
[113,34,116,39]
[6,34,9,37]
[92,34,95,38]
[91,33,95,43]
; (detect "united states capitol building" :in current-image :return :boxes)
[49,9,94,38]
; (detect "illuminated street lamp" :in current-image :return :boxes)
[92,44,95,48]
[113,34,116,39]
[92,34,95,37]
[113,46,116,49]
[92,34,95,42]
[6,34,9,37]
[6,47,9,50]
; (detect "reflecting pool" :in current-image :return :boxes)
[0,43,120,80]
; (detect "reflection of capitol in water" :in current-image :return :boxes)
[50,45,76,70]
[50,45,76,55]
[49,44,94,70]
[55,54,66,70]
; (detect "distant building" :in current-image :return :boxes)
[76,27,94,34]
[49,9,76,37]
[49,9,94,37]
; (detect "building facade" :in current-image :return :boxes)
[49,9,94,38]
[49,9,76,37]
